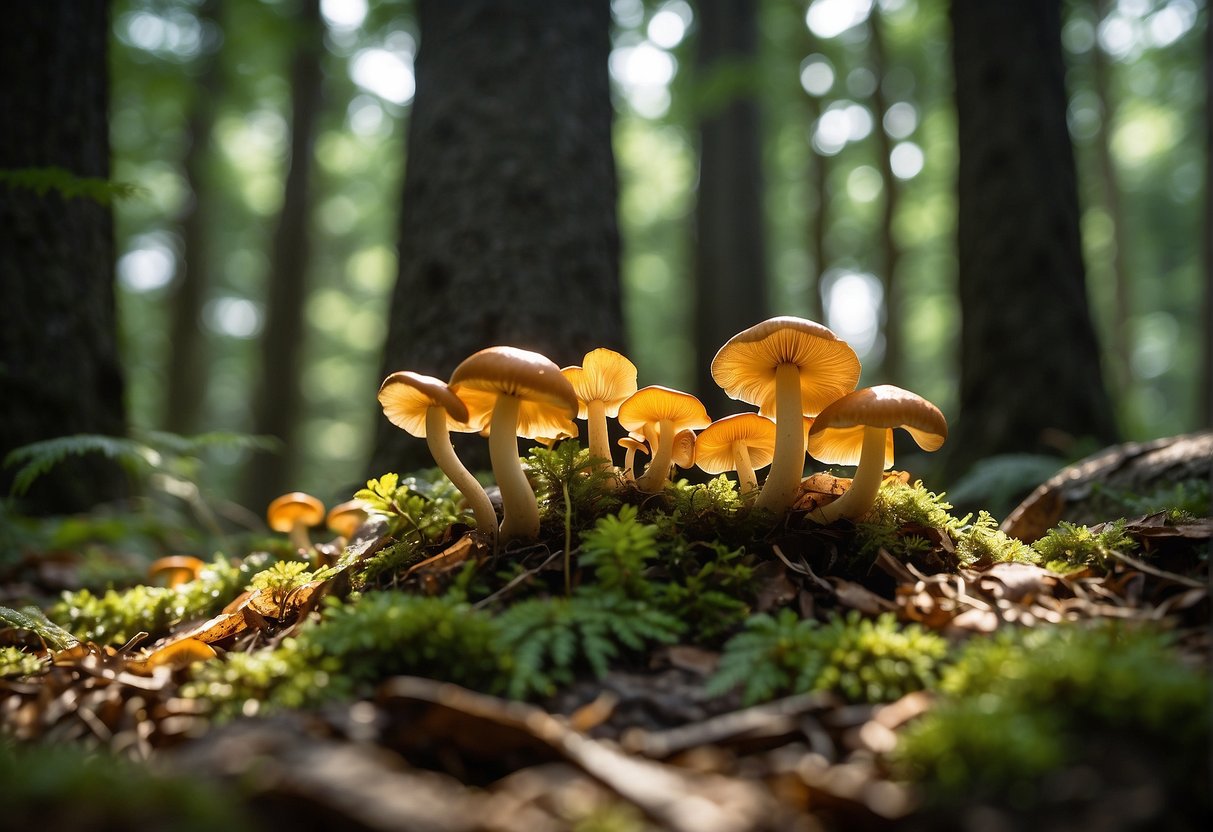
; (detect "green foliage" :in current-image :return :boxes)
[354,471,466,542]
[863,481,968,534]
[577,504,661,598]
[49,554,267,645]
[249,559,315,602]
[0,646,45,678]
[1089,478,1212,520]
[0,605,80,650]
[954,511,1037,567]
[659,540,754,641]
[709,610,948,706]
[526,440,620,522]
[1030,520,1137,574]
[0,166,144,204]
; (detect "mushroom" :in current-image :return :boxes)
[711,317,860,515]
[694,413,778,494]
[147,555,206,589]
[326,499,371,540]
[449,347,579,541]
[377,371,499,542]
[267,492,326,553]
[805,385,948,524]
[670,429,697,472]
[561,348,638,470]
[616,386,711,493]
[618,435,649,481]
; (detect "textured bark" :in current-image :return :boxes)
[867,10,903,383]
[1204,6,1213,428]
[369,0,623,475]
[243,0,324,511]
[164,0,225,435]
[0,1,128,513]
[945,0,1118,480]
[693,0,769,418]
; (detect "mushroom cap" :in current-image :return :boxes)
[618,436,650,456]
[378,371,473,437]
[147,555,206,587]
[460,387,580,440]
[694,413,778,475]
[326,499,370,538]
[711,316,861,416]
[806,385,948,467]
[671,429,697,468]
[617,386,712,438]
[266,492,326,532]
[450,347,578,425]
[561,348,638,418]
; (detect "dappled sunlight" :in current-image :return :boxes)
[806,0,873,40]
[824,270,883,360]
[203,297,262,339]
[118,234,176,293]
[350,48,415,106]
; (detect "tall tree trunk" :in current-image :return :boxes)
[693,0,769,418]
[805,91,828,323]
[0,2,128,514]
[867,8,902,382]
[1203,3,1212,429]
[243,0,324,512]
[164,0,225,435]
[369,0,623,476]
[945,0,1118,480]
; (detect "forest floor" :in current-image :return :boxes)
[1,437,1210,832]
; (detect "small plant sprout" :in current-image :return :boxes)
[146,555,206,589]
[807,385,948,524]
[711,317,860,515]
[266,492,326,553]
[693,413,778,494]
[561,347,638,471]
[449,347,579,541]
[377,371,499,542]
[618,435,649,482]
[617,386,711,493]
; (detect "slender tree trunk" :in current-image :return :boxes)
[693,0,769,417]
[243,0,324,512]
[945,0,1118,480]
[1203,4,1212,428]
[0,2,128,513]
[164,0,224,435]
[867,9,902,382]
[806,90,828,323]
[369,0,623,476]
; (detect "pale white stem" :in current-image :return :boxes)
[425,406,498,543]
[487,395,540,541]
[635,418,674,493]
[809,426,888,524]
[586,399,612,469]
[734,443,758,493]
[755,363,807,514]
[623,446,637,480]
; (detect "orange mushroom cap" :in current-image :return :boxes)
[266,492,326,533]
[694,413,778,475]
[617,386,711,442]
[807,385,948,468]
[377,371,476,436]
[561,348,638,419]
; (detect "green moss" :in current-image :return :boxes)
[1030,520,1137,574]
[0,645,45,678]
[955,511,1037,567]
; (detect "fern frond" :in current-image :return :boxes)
[0,166,144,204]
[3,435,154,495]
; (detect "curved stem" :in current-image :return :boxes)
[586,399,611,469]
[425,407,498,543]
[487,395,540,541]
[734,443,758,493]
[755,363,807,514]
[635,418,674,493]
[623,446,637,480]
[810,426,888,524]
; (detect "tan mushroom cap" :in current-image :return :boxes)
[147,555,206,588]
[326,499,370,538]
[561,348,638,418]
[711,316,861,416]
[670,429,697,469]
[450,346,578,416]
[378,371,473,437]
[618,436,649,456]
[807,385,948,467]
[266,492,326,532]
[460,387,580,440]
[617,386,711,438]
[694,413,778,475]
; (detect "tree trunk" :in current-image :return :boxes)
[369,0,623,476]
[242,0,324,512]
[1203,4,1212,429]
[945,0,1118,480]
[693,0,769,418]
[805,93,828,323]
[867,9,902,383]
[164,0,225,435]
[0,1,129,513]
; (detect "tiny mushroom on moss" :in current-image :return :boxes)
[694,413,778,494]
[617,386,711,493]
[711,317,860,515]
[147,555,206,589]
[326,499,370,540]
[449,346,579,541]
[561,348,638,470]
[267,492,326,553]
[377,370,499,542]
[806,385,947,524]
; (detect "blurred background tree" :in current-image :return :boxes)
[27,0,1203,515]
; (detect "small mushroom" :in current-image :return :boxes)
[267,492,326,553]
[561,348,638,470]
[617,386,711,493]
[147,555,206,589]
[618,435,650,481]
[711,317,860,515]
[805,385,947,524]
[670,428,697,472]
[326,499,371,540]
[377,371,499,542]
[449,347,579,541]
[694,413,778,494]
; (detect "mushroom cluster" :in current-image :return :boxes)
[376,318,948,542]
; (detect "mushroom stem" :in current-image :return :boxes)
[425,406,499,542]
[623,445,638,480]
[586,399,612,469]
[636,418,674,492]
[288,524,311,554]
[487,394,541,541]
[734,443,758,493]
[755,363,808,514]
[809,426,888,524]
